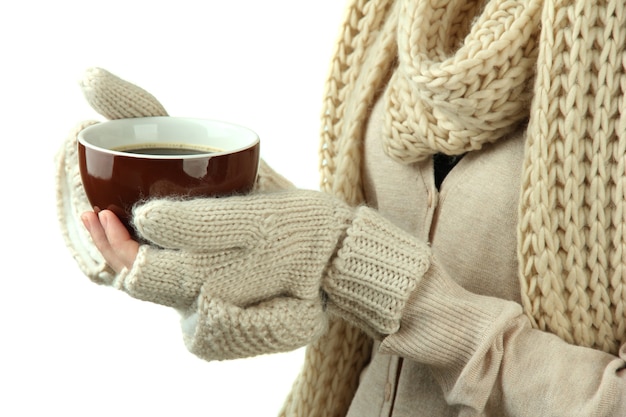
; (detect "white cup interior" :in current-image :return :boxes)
[78,117,259,158]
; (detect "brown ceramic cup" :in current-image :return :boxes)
[78,117,260,235]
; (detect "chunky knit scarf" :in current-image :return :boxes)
[281,0,626,416]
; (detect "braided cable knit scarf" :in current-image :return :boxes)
[281,0,626,416]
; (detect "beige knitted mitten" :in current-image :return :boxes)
[56,67,291,283]
[115,190,432,360]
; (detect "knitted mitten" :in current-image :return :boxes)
[56,67,291,283]
[114,190,432,360]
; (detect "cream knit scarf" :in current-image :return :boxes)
[282,0,626,416]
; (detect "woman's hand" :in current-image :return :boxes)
[81,210,139,273]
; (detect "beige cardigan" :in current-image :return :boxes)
[281,0,626,415]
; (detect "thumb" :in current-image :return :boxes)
[80,67,169,120]
[132,197,264,251]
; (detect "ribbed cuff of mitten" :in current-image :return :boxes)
[323,206,432,339]
[379,261,522,393]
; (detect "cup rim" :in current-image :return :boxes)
[78,117,260,159]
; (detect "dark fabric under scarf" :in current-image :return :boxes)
[433,153,464,190]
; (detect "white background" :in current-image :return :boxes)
[1,1,346,415]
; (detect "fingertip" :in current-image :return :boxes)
[80,212,90,230]
[97,209,110,229]
[81,211,99,232]
[98,210,132,242]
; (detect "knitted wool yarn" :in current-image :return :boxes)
[519,0,626,355]
[80,67,168,119]
[284,0,626,415]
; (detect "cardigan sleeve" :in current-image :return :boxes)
[379,259,626,416]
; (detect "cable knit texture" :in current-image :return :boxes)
[126,191,354,308]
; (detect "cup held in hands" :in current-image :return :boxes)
[78,117,260,234]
